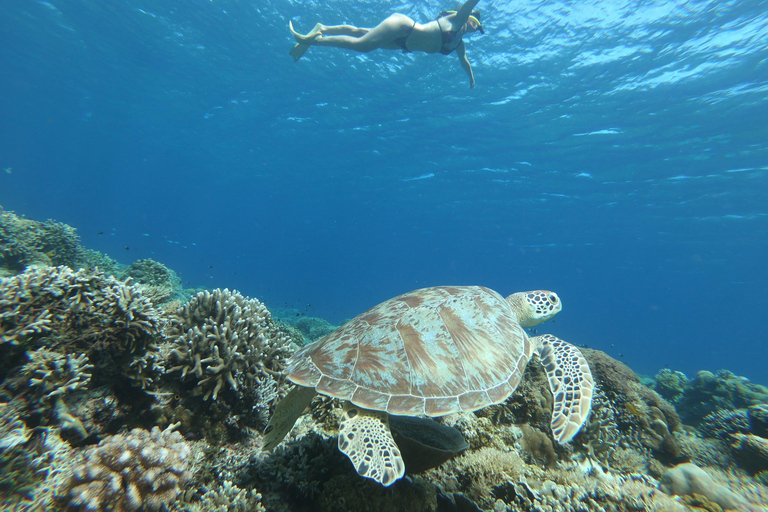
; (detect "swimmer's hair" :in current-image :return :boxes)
[437,9,484,34]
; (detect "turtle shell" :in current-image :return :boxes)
[286,285,533,417]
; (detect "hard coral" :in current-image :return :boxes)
[581,349,683,465]
[0,208,84,272]
[677,370,768,425]
[0,266,160,353]
[166,288,295,401]
[121,259,182,305]
[64,425,193,512]
[0,266,161,387]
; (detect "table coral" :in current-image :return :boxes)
[63,424,193,512]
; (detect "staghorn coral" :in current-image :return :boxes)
[574,388,628,469]
[63,424,193,512]
[0,266,161,387]
[166,288,294,402]
[0,266,160,351]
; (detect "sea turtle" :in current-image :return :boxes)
[263,286,594,486]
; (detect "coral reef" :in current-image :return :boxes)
[731,434,768,475]
[62,424,193,511]
[675,370,768,425]
[1,400,77,510]
[121,258,183,305]
[0,266,162,389]
[653,368,689,405]
[0,208,85,273]
[579,349,685,470]
[165,288,295,403]
[178,480,266,512]
[659,462,746,510]
[294,316,337,342]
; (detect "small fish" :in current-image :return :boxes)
[124,246,130,250]
[3,167,11,174]
[97,231,103,235]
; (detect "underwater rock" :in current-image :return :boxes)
[389,415,470,474]
[748,404,768,439]
[659,462,745,511]
[63,424,193,512]
[731,433,768,475]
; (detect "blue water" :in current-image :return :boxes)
[1,0,767,384]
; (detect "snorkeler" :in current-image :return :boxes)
[289,0,484,89]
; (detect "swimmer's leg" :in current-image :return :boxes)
[289,21,323,44]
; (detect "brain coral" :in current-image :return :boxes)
[63,425,193,512]
[166,288,295,402]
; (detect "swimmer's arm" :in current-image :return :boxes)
[455,0,481,26]
[457,41,475,89]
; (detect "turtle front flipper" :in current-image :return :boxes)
[262,385,317,451]
[533,334,594,443]
[338,403,405,487]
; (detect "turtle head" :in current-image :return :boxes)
[505,290,561,327]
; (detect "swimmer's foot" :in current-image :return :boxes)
[289,21,323,44]
[289,43,310,62]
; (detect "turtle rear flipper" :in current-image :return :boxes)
[534,334,594,443]
[262,385,317,451]
[338,403,405,487]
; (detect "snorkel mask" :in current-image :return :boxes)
[437,10,485,34]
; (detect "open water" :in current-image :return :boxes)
[1,0,767,383]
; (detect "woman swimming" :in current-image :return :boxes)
[289,0,484,88]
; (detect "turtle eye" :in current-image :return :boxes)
[549,294,558,303]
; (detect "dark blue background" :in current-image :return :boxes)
[1,0,767,382]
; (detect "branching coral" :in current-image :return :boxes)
[1,265,160,353]
[166,288,294,402]
[21,348,92,438]
[1,400,77,510]
[64,424,193,512]
[0,266,161,387]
